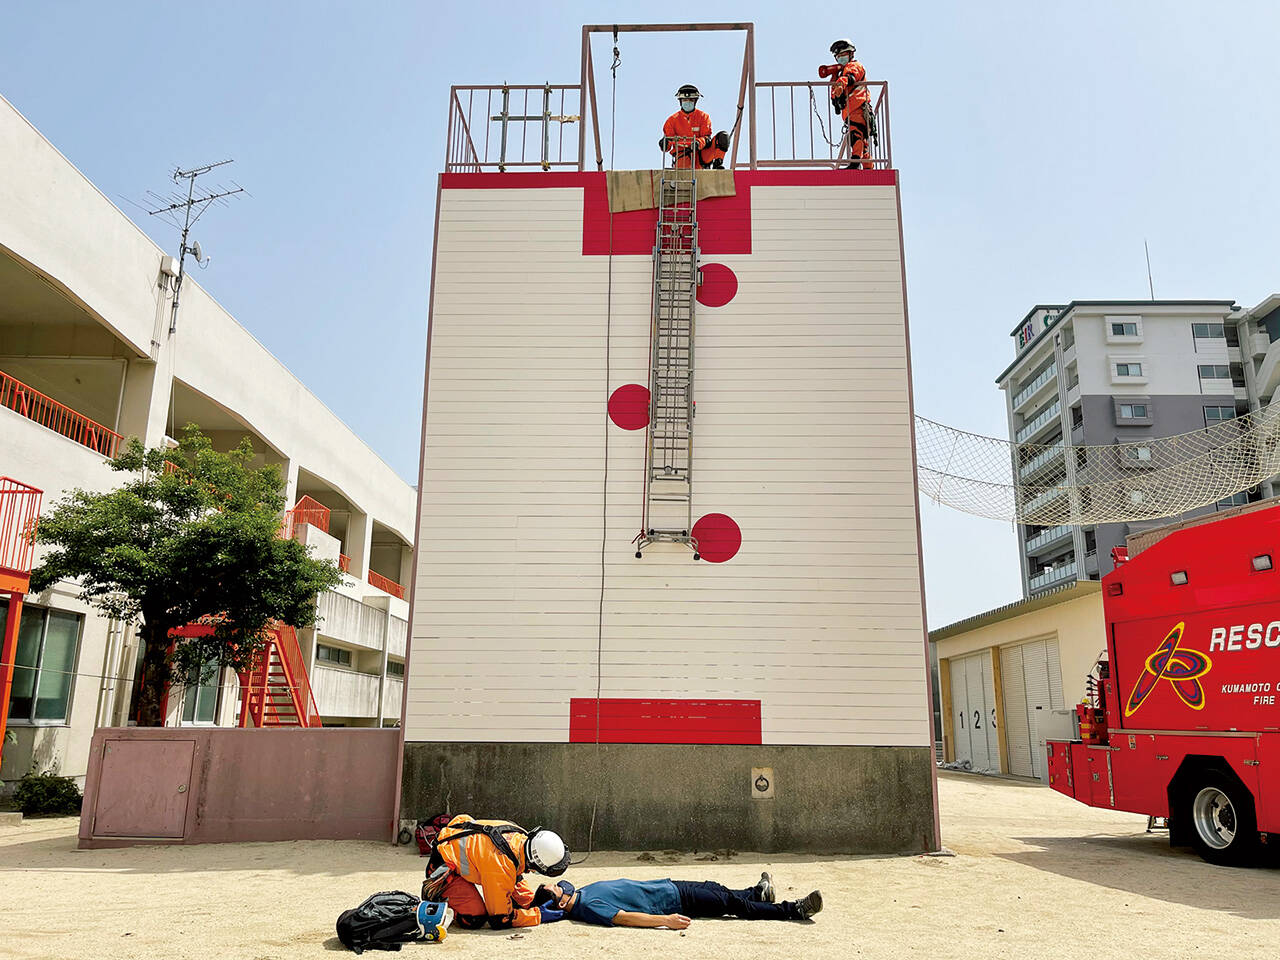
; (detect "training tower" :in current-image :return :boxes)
[400,24,938,853]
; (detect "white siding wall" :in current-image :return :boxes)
[407,179,929,747]
[1072,309,1234,396]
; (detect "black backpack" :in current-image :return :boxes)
[335,891,423,954]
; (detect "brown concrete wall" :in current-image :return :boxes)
[401,742,938,855]
[78,727,398,848]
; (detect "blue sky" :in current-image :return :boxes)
[3,1,1278,627]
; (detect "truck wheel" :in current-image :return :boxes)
[1187,774,1260,866]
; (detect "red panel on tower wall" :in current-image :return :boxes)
[569,698,763,745]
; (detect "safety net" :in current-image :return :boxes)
[914,405,1280,524]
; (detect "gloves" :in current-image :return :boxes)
[713,130,730,151]
[538,905,566,924]
[832,92,848,112]
[659,136,672,151]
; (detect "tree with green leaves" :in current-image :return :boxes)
[29,426,343,726]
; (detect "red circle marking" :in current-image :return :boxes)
[692,513,742,563]
[697,263,738,308]
[608,383,650,430]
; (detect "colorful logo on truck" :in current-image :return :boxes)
[1124,621,1213,717]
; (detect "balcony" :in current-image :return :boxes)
[1012,364,1057,411]
[311,664,381,719]
[368,570,406,600]
[1017,442,1065,482]
[1025,524,1073,557]
[1022,485,1068,519]
[1029,559,1078,592]
[0,369,122,459]
[1016,400,1062,444]
[317,590,390,652]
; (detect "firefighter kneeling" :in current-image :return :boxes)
[424,815,572,929]
[660,84,730,169]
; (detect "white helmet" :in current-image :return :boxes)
[526,827,570,876]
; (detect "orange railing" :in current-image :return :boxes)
[338,553,352,573]
[273,624,321,726]
[282,494,330,539]
[0,370,123,458]
[367,570,405,600]
[0,478,42,578]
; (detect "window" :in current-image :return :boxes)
[1217,491,1249,510]
[1198,364,1230,379]
[387,660,405,677]
[1115,362,1143,377]
[1124,446,1152,462]
[1111,322,1139,337]
[1192,322,1226,340]
[317,644,352,666]
[1204,405,1236,426]
[0,603,81,724]
[1119,403,1148,419]
[181,661,220,725]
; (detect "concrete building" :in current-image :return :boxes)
[0,94,416,790]
[930,581,1104,779]
[998,296,1280,597]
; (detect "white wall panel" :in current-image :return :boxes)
[407,177,929,746]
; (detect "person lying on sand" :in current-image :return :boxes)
[537,873,822,928]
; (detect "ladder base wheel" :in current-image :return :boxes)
[693,553,701,561]
[635,551,643,559]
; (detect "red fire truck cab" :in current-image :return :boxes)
[1048,503,1280,865]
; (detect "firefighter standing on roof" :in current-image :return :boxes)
[429,815,571,929]
[827,39,872,169]
[660,84,730,169]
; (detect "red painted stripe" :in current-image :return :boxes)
[569,698,763,745]
[440,169,897,257]
[439,169,897,189]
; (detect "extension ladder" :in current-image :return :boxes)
[635,166,699,558]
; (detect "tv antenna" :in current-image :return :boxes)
[146,160,245,333]
[1144,239,1156,299]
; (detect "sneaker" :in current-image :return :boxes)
[754,871,776,903]
[795,890,823,920]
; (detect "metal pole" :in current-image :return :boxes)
[497,86,510,172]
[746,25,757,169]
[578,26,590,171]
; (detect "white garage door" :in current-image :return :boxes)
[949,653,1000,772]
[1000,638,1064,779]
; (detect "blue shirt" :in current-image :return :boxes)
[568,879,681,926]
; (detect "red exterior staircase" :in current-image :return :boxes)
[237,625,321,727]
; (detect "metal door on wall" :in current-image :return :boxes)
[90,738,195,839]
[999,638,1064,779]
[950,653,999,772]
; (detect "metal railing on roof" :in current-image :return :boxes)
[0,370,123,459]
[755,80,891,169]
[441,24,893,172]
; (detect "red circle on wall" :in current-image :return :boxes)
[697,263,738,308]
[692,513,742,563]
[608,383,651,430]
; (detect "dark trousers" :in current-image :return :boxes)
[672,880,798,921]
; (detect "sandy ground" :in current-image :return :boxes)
[3,771,1280,960]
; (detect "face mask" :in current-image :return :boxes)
[836,53,851,65]
[681,100,696,113]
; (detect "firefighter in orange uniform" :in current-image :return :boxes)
[660,84,730,169]
[429,815,572,930]
[827,39,872,169]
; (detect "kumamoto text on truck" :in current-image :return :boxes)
[1048,502,1280,865]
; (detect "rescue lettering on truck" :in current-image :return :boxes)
[1046,501,1280,867]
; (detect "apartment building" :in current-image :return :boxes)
[0,94,416,789]
[998,295,1280,597]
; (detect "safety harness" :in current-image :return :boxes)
[425,821,530,929]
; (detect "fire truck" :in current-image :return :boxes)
[1048,502,1280,865]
